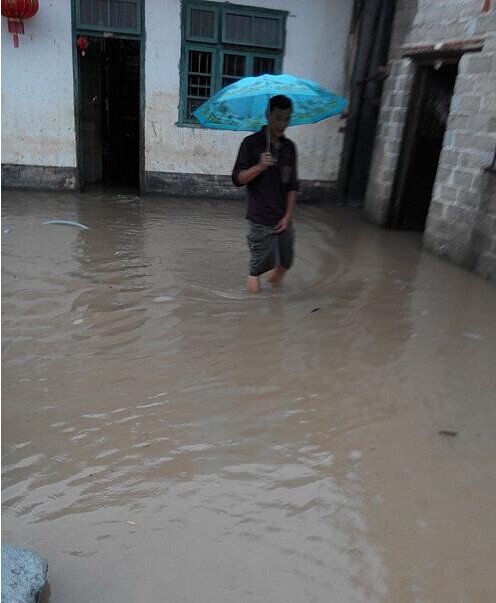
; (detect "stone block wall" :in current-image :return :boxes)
[363,0,496,283]
[363,57,415,224]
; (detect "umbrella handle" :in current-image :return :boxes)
[266,126,270,154]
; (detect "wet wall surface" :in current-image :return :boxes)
[2,191,496,602]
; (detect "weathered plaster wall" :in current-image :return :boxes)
[1,1,76,168]
[363,0,496,282]
[1,0,353,194]
[144,0,353,183]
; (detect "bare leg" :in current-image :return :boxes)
[266,266,286,285]
[246,275,261,293]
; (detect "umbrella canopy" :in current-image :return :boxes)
[193,73,347,132]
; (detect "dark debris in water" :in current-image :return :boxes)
[438,430,458,437]
[310,307,320,313]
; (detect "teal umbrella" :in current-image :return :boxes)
[193,73,347,132]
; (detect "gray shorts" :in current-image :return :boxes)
[247,220,294,277]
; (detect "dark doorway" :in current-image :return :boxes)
[389,61,458,230]
[79,37,140,191]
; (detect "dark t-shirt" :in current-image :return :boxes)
[232,128,299,226]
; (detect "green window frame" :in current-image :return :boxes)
[179,1,287,127]
[75,0,142,35]
[182,44,217,125]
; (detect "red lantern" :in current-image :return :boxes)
[77,35,89,57]
[1,0,39,48]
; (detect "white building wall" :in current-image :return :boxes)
[145,0,353,181]
[1,1,76,167]
[1,0,352,184]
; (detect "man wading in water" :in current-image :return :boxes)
[232,95,299,293]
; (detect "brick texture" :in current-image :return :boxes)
[363,0,496,283]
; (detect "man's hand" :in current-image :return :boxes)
[274,214,291,233]
[259,152,275,170]
[235,153,274,186]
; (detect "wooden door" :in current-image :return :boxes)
[80,42,103,183]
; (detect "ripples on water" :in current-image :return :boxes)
[2,191,496,602]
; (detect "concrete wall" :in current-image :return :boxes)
[144,0,353,183]
[1,1,76,170]
[363,0,496,282]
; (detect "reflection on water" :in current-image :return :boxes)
[2,191,496,602]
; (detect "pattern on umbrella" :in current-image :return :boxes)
[194,74,347,132]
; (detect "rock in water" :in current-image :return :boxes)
[1,544,48,603]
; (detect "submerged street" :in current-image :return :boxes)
[2,191,496,602]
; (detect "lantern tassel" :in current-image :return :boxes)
[7,18,24,48]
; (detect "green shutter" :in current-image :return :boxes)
[222,8,284,49]
[186,3,219,43]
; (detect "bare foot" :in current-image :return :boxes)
[246,275,261,293]
[267,267,286,285]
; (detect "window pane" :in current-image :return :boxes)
[190,9,215,39]
[253,57,275,76]
[188,50,212,74]
[225,13,252,43]
[222,54,246,88]
[223,54,246,78]
[80,0,108,27]
[253,16,280,47]
[188,74,211,97]
[110,1,138,30]
[187,98,205,120]
[187,50,212,120]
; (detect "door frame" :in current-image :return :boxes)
[388,55,460,228]
[71,0,145,193]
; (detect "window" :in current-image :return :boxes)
[180,1,287,125]
[76,0,141,35]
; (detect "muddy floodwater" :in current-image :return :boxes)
[2,190,496,602]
